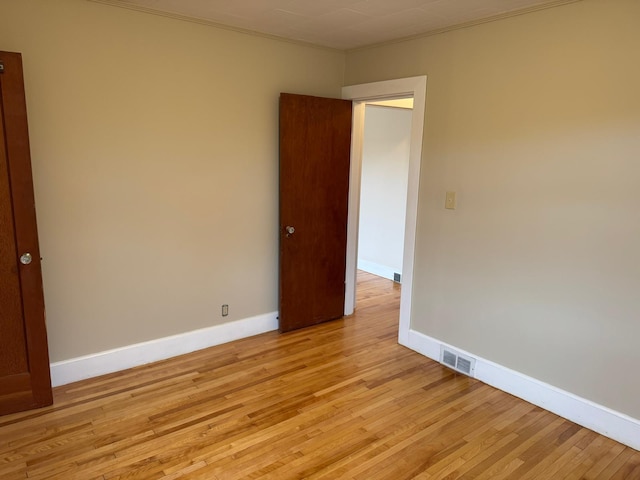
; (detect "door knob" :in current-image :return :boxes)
[20,253,33,265]
[285,226,295,237]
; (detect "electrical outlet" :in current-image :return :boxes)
[222,304,229,317]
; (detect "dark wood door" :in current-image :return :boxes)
[0,51,52,415]
[279,93,352,332]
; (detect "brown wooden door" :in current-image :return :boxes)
[279,93,352,332]
[0,51,52,415]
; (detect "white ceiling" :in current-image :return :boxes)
[94,0,579,50]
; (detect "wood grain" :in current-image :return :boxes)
[0,50,52,414]
[0,67,30,377]
[0,271,638,479]
[279,92,352,332]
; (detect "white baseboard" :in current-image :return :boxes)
[403,329,640,451]
[357,259,400,282]
[50,312,279,387]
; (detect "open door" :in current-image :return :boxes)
[0,51,52,415]
[279,93,352,332]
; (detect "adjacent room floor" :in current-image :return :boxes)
[1,271,638,479]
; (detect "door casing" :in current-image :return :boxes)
[342,76,427,345]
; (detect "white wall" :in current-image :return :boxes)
[358,105,411,280]
[345,0,640,420]
[0,0,345,362]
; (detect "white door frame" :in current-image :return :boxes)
[341,76,427,345]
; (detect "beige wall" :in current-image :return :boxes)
[3,0,639,422]
[346,0,640,419]
[0,0,345,361]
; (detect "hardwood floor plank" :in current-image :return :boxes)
[0,271,638,479]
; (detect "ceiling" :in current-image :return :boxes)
[93,0,579,50]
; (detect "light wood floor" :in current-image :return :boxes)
[1,271,639,479]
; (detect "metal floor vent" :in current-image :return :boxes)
[440,346,476,377]
[393,272,401,283]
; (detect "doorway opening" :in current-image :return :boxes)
[357,99,413,283]
[341,76,427,346]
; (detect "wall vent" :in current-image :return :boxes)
[439,346,476,377]
[393,272,401,283]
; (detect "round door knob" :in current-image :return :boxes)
[20,253,33,265]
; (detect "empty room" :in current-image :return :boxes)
[1,0,639,478]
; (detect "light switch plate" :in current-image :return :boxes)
[445,191,456,210]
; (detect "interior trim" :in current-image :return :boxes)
[86,0,340,52]
[406,329,640,451]
[87,0,583,52]
[50,312,278,387]
[346,0,584,52]
[342,76,427,348]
